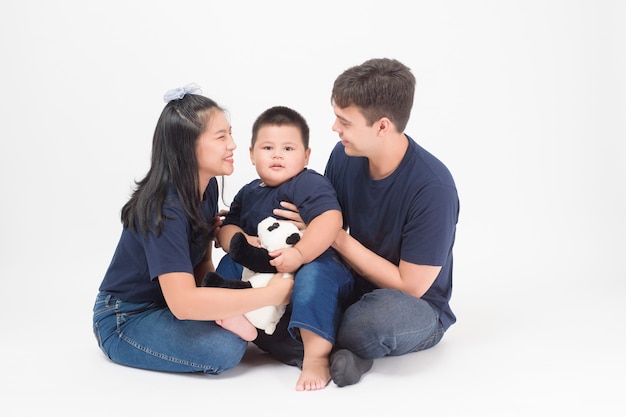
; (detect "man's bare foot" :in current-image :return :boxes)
[295,357,331,391]
[216,316,257,341]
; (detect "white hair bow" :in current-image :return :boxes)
[163,83,202,102]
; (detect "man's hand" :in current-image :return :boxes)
[273,201,306,231]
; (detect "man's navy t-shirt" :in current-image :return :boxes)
[325,138,459,330]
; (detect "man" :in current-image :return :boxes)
[276,57,459,387]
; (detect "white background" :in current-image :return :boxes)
[1,0,624,415]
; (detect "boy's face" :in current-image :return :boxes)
[250,124,311,187]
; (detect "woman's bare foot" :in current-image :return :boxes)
[295,357,331,391]
[216,316,257,341]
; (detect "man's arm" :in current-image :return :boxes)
[333,229,440,298]
[274,201,439,297]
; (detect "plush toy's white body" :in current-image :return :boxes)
[242,216,301,335]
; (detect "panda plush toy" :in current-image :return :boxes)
[201,216,301,335]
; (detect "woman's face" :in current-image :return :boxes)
[196,110,237,182]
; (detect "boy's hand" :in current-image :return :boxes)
[268,246,305,273]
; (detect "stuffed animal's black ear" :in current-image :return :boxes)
[286,233,301,246]
[230,232,277,273]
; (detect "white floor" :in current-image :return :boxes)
[3,246,625,416]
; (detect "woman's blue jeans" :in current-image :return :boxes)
[216,249,353,368]
[92,293,247,373]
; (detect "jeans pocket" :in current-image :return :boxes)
[93,322,103,349]
[92,293,117,319]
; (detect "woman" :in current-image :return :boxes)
[92,84,292,374]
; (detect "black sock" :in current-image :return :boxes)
[330,349,373,387]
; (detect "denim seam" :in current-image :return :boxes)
[289,320,335,345]
[414,323,444,352]
[117,331,221,374]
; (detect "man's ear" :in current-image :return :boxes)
[377,117,392,134]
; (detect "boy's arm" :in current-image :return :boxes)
[269,209,342,272]
[217,224,252,253]
[193,244,215,286]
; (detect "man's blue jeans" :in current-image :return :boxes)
[92,292,247,373]
[337,280,445,359]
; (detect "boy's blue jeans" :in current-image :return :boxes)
[216,249,354,367]
[92,293,247,373]
[220,253,445,367]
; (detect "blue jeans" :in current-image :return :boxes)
[216,249,354,368]
[338,277,445,359]
[92,292,247,373]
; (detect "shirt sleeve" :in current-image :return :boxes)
[143,204,194,280]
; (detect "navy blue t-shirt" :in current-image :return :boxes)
[224,168,341,235]
[98,178,219,303]
[325,138,459,330]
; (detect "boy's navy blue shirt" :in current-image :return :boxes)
[224,168,341,237]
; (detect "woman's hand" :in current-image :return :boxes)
[265,272,294,305]
[273,201,306,231]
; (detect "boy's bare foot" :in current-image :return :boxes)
[295,357,331,391]
[216,316,257,341]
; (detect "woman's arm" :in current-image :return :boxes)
[159,271,293,320]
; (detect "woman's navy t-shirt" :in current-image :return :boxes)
[99,178,218,304]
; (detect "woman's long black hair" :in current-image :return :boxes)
[121,94,222,244]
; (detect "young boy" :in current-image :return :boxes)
[216,106,353,391]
